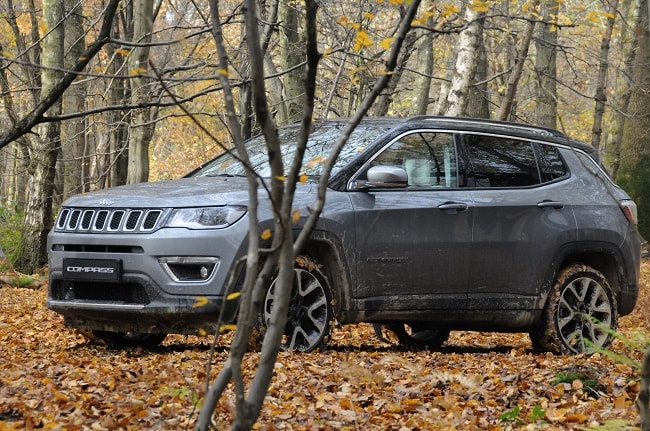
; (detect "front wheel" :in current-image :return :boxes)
[530,264,617,355]
[262,256,334,352]
[92,331,167,348]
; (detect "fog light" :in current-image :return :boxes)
[200,266,209,279]
[159,257,219,282]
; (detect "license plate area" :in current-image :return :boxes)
[63,258,121,282]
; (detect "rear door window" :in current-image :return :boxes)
[463,134,540,188]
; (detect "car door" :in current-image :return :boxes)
[461,133,578,311]
[349,130,472,313]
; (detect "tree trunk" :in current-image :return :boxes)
[466,30,490,119]
[277,0,304,123]
[535,0,558,129]
[373,29,417,116]
[591,0,619,154]
[616,0,650,239]
[440,5,484,117]
[61,0,88,200]
[19,0,63,273]
[497,1,538,121]
[127,0,155,184]
[604,0,637,178]
[411,0,434,115]
[106,8,131,188]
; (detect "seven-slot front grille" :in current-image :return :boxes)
[55,208,164,233]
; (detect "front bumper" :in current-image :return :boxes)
[46,223,249,334]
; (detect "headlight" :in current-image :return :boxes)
[166,206,247,229]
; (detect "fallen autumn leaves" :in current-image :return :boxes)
[1,260,648,430]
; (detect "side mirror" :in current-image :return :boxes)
[363,166,408,189]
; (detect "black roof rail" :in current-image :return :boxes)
[404,115,567,139]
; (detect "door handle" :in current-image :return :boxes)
[438,202,468,211]
[537,200,564,209]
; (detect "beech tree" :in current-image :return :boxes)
[19,0,64,272]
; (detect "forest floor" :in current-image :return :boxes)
[0,259,648,431]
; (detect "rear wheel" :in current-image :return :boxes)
[262,256,334,352]
[92,331,167,348]
[530,264,617,355]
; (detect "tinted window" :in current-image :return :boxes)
[537,144,568,182]
[464,135,540,187]
[366,132,458,188]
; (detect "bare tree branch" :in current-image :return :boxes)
[0,0,120,149]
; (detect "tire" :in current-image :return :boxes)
[92,331,167,348]
[262,256,334,352]
[381,323,450,349]
[531,264,617,355]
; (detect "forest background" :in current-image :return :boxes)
[0,0,648,273]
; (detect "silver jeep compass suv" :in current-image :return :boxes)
[47,116,642,353]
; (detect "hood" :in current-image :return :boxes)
[63,177,253,208]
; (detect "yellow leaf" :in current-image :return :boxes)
[197,328,208,336]
[362,12,375,20]
[130,67,147,76]
[219,324,237,333]
[115,48,130,56]
[470,0,489,13]
[380,37,395,50]
[226,291,241,300]
[442,4,461,18]
[261,229,272,240]
[354,30,373,51]
[218,68,228,77]
[292,210,301,224]
[192,296,209,308]
[299,174,308,184]
[275,175,287,182]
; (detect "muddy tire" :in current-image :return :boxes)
[262,256,334,352]
[530,264,617,355]
[92,331,167,348]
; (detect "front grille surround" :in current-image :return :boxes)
[55,207,165,233]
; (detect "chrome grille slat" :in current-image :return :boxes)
[54,208,164,233]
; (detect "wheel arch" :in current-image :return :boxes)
[297,230,354,324]
[550,241,631,315]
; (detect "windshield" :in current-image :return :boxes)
[189,121,390,179]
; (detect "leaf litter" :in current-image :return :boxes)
[0,259,648,430]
